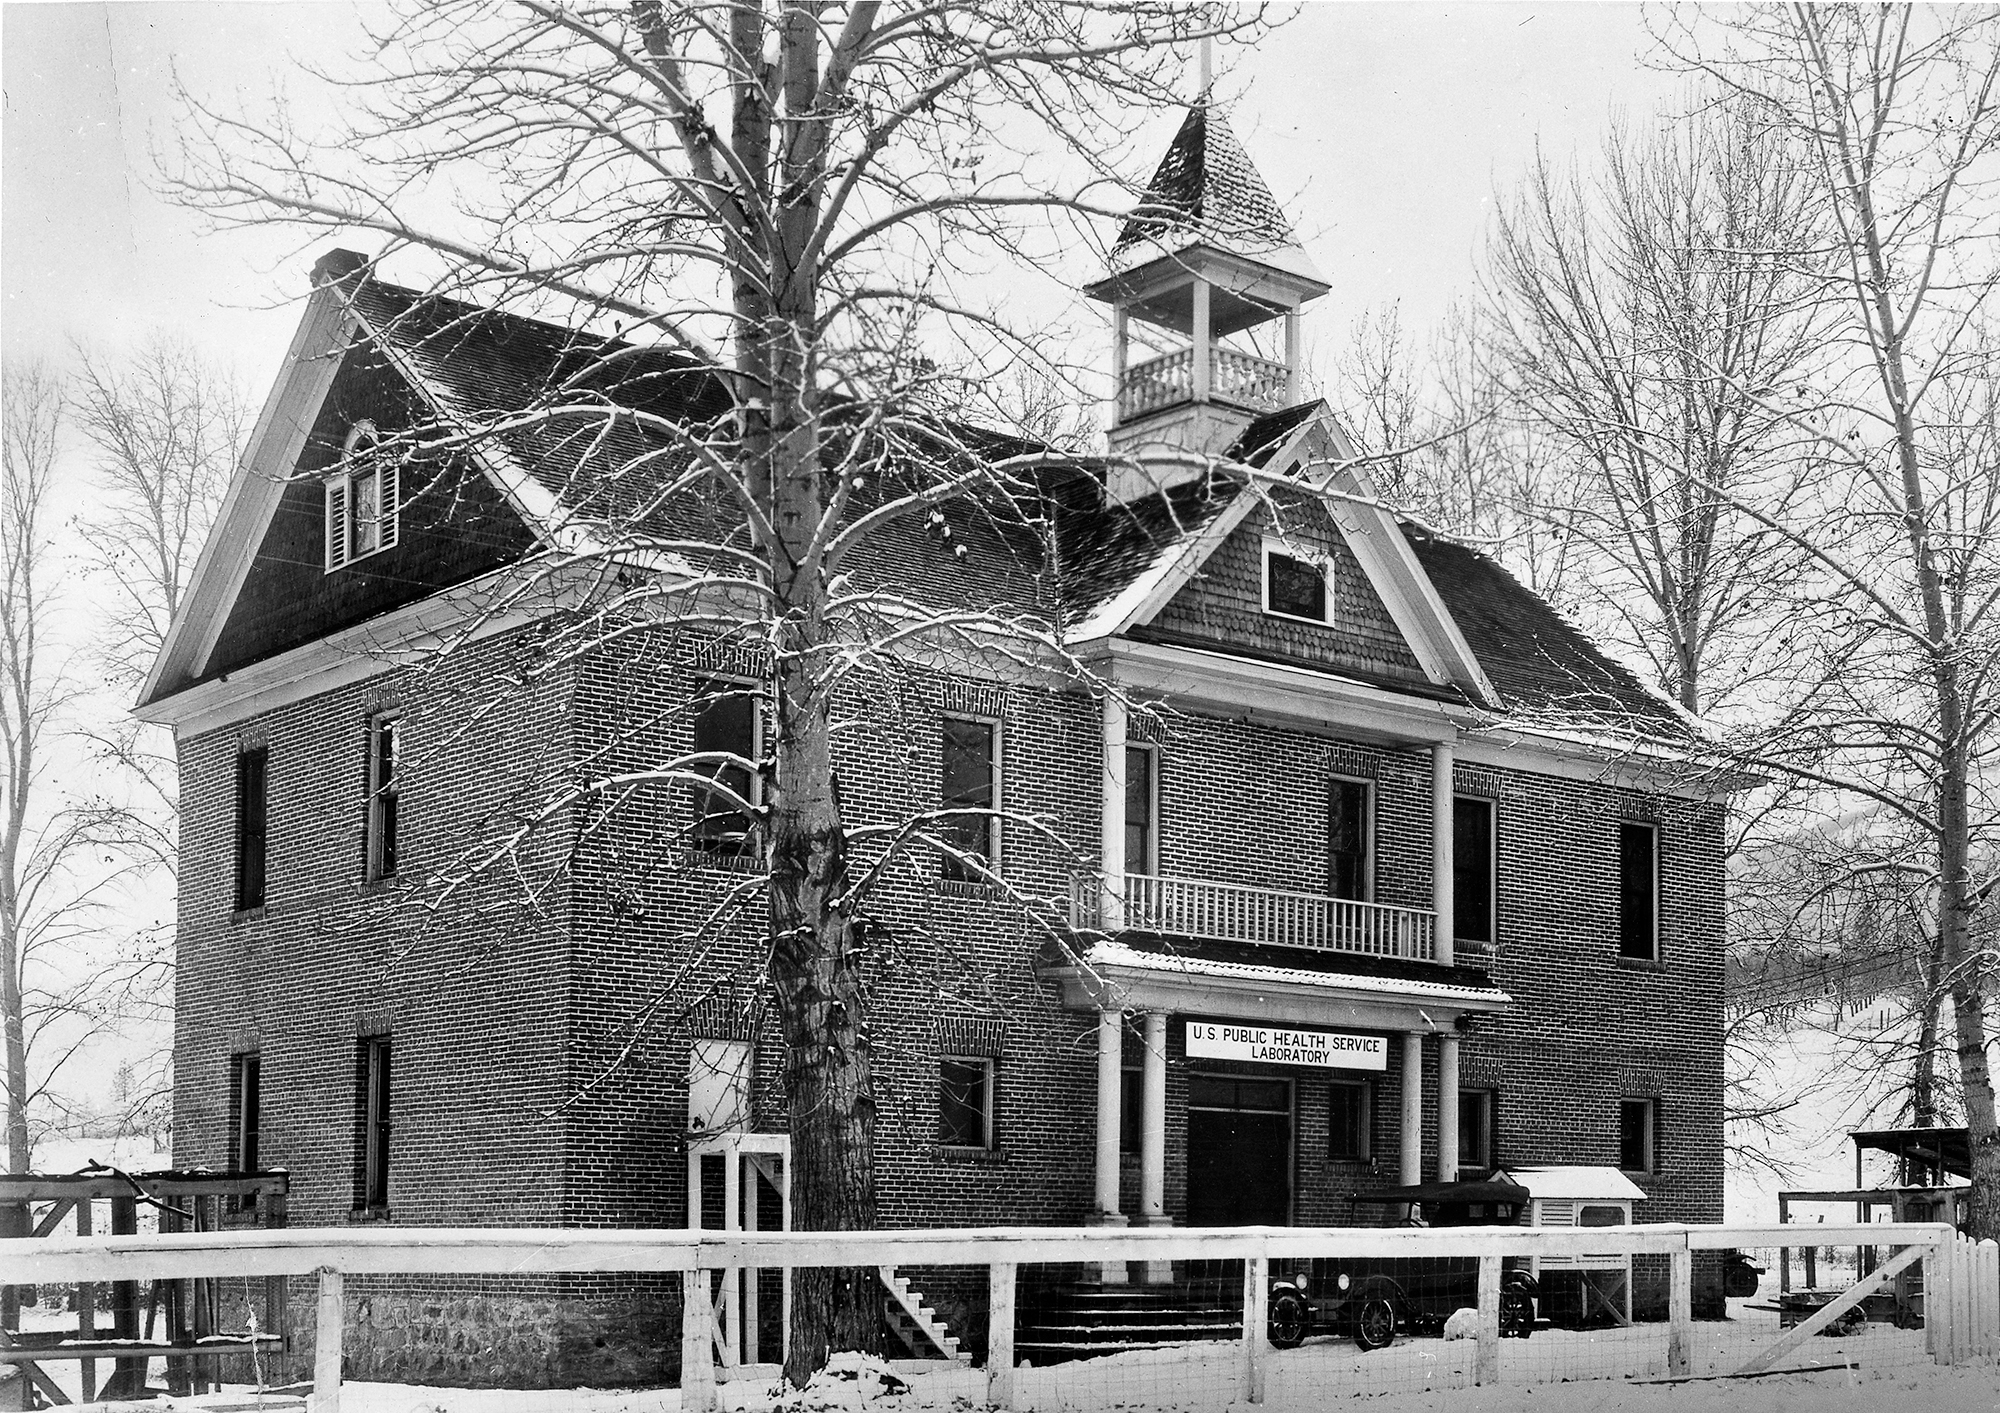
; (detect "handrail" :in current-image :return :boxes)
[1117,347,1293,420]
[1074,871,1438,962]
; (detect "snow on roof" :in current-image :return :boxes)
[1495,1165,1649,1202]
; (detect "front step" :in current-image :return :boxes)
[1017,1274,1247,1366]
[879,1266,971,1366]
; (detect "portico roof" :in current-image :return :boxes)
[1046,938,1511,1032]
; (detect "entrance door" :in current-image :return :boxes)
[1185,1074,1293,1226]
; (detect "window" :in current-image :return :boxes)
[229,1052,261,1207]
[355,1037,392,1211]
[1453,796,1495,945]
[1120,1067,1143,1154]
[1620,1098,1657,1173]
[939,1057,994,1149]
[234,746,268,912]
[1619,822,1659,960]
[940,718,1000,879]
[1125,744,1157,875]
[1263,542,1328,622]
[1328,778,1370,901]
[1459,1088,1496,1171]
[1329,1080,1372,1160]
[691,680,761,855]
[324,421,399,571]
[364,714,400,881]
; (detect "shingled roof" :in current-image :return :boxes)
[1110,103,1323,284]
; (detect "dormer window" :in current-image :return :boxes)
[325,420,399,571]
[1263,539,1329,622]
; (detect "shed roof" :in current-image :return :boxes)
[1494,1166,1650,1202]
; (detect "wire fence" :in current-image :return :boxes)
[2,1219,1993,1411]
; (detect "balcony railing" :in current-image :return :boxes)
[1117,347,1293,421]
[1071,872,1438,964]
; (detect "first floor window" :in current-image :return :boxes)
[1459,1088,1496,1171]
[1619,822,1659,960]
[364,713,400,880]
[1453,796,1495,945]
[1264,544,1329,622]
[939,1056,994,1149]
[235,745,268,911]
[691,679,760,855]
[1124,744,1156,875]
[1328,778,1370,901]
[230,1052,261,1207]
[1120,1067,1142,1154]
[355,1037,392,1210]
[1620,1098,1657,1173]
[1329,1080,1372,1160]
[940,718,1000,879]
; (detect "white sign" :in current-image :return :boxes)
[1185,1021,1387,1071]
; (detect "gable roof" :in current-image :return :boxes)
[1110,103,1325,287]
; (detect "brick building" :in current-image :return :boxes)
[143,100,1730,1384]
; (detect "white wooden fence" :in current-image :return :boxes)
[4,1221,1996,1410]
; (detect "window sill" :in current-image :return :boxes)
[934,877,1005,899]
[231,905,268,924]
[347,1207,393,1223]
[687,850,766,875]
[1615,956,1668,974]
[937,1145,1003,1164]
[1261,609,1332,627]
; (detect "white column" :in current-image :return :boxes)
[1140,1012,1167,1221]
[1111,304,1129,428]
[1094,1007,1128,1283]
[1192,279,1211,404]
[1101,695,1127,930]
[1400,1032,1424,1186]
[1432,742,1455,967]
[1437,1033,1461,1184]
[1284,309,1302,403]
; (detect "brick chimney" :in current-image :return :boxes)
[311,248,370,287]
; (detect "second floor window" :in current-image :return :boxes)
[235,745,268,911]
[690,680,760,856]
[1453,796,1495,945]
[325,421,400,571]
[365,714,400,881]
[1328,778,1370,901]
[940,717,1000,880]
[1124,744,1156,875]
[1619,822,1659,960]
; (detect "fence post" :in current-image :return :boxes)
[1667,1239,1692,1377]
[681,1268,718,1413]
[312,1268,343,1413]
[1242,1255,1268,1405]
[1475,1255,1500,1385]
[988,1262,1017,1411]
[1933,1232,1958,1365]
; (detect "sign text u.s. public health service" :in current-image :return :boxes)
[1184,1021,1387,1071]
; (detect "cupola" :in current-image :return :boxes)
[1086,98,1329,498]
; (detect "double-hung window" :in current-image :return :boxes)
[355,1037,392,1212]
[1453,796,1496,946]
[1620,1098,1658,1173]
[230,1052,261,1206]
[235,745,268,911]
[1459,1089,1497,1171]
[690,680,761,856]
[1619,822,1659,960]
[1329,1079,1373,1160]
[1328,778,1370,901]
[938,1056,995,1150]
[364,714,400,881]
[325,421,400,570]
[940,718,1000,880]
[1124,744,1157,875]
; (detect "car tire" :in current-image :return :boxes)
[1354,1296,1396,1351]
[1500,1290,1534,1339]
[1268,1292,1308,1349]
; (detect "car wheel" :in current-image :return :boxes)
[1268,1292,1308,1349]
[1500,1290,1534,1338]
[1354,1296,1396,1351]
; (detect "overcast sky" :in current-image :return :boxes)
[3,2,1691,390]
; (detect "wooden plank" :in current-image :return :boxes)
[1736,1244,1927,1376]
[30,1200,78,1239]
[1667,1244,1691,1377]
[0,1341,276,1363]
[313,1268,344,1413]
[76,1195,96,1401]
[987,1262,1016,1412]
[1475,1255,1499,1385]
[104,1195,144,1399]
[1242,1256,1267,1405]
[0,1174,288,1201]
[20,1361,70,1407]
[680,1268,717,1413]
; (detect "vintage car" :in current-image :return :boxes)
[1268,1179,1541,1350]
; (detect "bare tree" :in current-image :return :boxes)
[1483,93,1829,719]
[168,0,1280,1377]
[1659,4,2000,1238]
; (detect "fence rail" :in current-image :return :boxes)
[1073,872,1438,962]
[6,1219,1994,1411]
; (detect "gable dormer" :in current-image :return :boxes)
[1086,100,1329,501]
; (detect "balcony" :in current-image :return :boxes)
[1117,347,1292,421]
[1070,872,1438,964]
